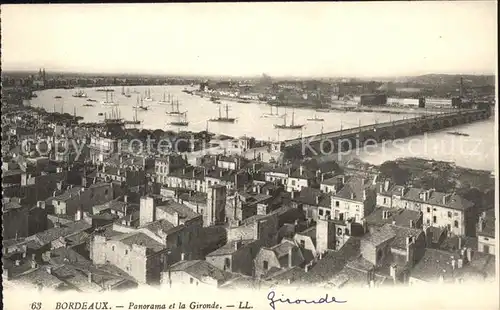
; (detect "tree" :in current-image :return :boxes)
[379,161,411,185]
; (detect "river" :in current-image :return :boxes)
[29,85,495,171]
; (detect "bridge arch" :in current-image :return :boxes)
[339,137,357,152]
[394,128,408,139]
[432,122,441,131]
[421,123,430,132]
[442,119,451,128]
[451,118,459,126]
[362,134,378,147]
[379,131,392,142]
[409,126,420,136]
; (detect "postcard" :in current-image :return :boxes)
[1,2,498,310]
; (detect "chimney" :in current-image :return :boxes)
[466,248,472,262]
[15,260,21,266]
[299,166,303,176]
[451,258,456,270]
[457,258,463,269]
[304,264,309,272]
[315,195,320,205]
[392,220,396,225]
[219,170,223,177]
[400,187,405,196]
[389,264,397,283]
[290,191,295,199]
[382,211,386,219]
[3,268,12,280]
[88,272,92,283]
[409,220,415,228]
[406,236,413,245]
[124,195,128,203]
[181,253,185,261]
[350,192,354,200]
[288,248,293,268]
[235,240,242,251]
[458,237,462,249]
[362,189,367,201]
[442,194,448,205]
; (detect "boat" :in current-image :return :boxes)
[210,96,221,103]
[143,88,153,102]
[72,90,88,98]
[96,88,114,92]
[133,96,149,111]
[447,131,469,137]
[103,106,125,125]
[209,104,236,123]
[316,108,330,113]
[101,92,117,106]
[87,98,97,102]
[54,96,62,99]
[166,98,184,115]
[83,103,94,107]
[122,87,132,98]
[169,112,189,126]
[125,107,141,125]
[182,89,193,95]
[158,92,170,104]
[262,105,285,118]
[274,110,304,129]
[98,112,104,116]
[307,114,324,122]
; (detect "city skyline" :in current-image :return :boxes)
[1,2,497,77]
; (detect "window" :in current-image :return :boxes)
[125,250,128,255]
[335,201,339,207]
[190,277,194,284]
[291,180,296,186]
[383,198,387,204]
[433,216,437,223]
[263,261,269,270]
[337,228,342,236]
[377,249,383,261]
[454,220,459,228]
[112,246,115,251]
[224,258,231,269]
[426,219,430,225]
[177,235,182,247]
[448,212,452,218]
[326,210,331,217]
[483,245,490,254]
[427,207,430,213]
[126,266,130,271]
[300,240,305,248]
[105,189,109,195]
[319,209,324,216]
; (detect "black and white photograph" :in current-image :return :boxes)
[1,2,498,310]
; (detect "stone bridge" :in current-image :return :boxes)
[275,108,491,159]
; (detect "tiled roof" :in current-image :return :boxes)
[10,267,65,289]
[156,200,200,222]
[206,239,256,257]
[271,240,296,259]
[364,207,421,228]
[27,220,92,247]
[114,232,165,253]
[53,186,84,202]
[170,260,235,283]
[334,177,368,202]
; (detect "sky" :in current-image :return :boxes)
[1,2,497,77]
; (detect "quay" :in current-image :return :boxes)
[273,108,491,159]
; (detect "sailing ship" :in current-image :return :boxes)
[307,114,324,122]
[82,103,94,107]
[143,88,153,102]
[133,96,148,111]
[101,91,117,106]
[262,105,285,118]
[72,90,87,98]
[209,104,236,123]
[54,96,62,99]
[125,106,141,125]
[274,110,304,129]
[158,92,170,104]
[169,112,189,126]
[122,87,131,98]
[103,106,125,125]
[165,98,184,115]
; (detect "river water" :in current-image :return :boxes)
[29,85,495,171]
